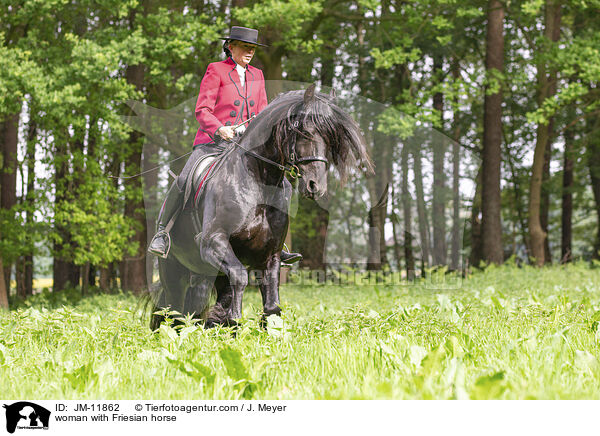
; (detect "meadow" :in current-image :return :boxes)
[1,263,600,400]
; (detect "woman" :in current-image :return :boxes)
[148,26,301,264]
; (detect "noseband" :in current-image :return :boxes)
[286,152,329,179]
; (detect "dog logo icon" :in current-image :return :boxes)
[3,402,50,433]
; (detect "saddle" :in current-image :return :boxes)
[162,144,234,239]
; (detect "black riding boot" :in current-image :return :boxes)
[148,182,184,258]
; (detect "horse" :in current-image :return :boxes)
[149,84,373,329]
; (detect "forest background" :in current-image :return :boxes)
[1,0,600,307]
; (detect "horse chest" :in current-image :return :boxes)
[232,206,285,250]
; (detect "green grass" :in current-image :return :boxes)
[2,262,600,399]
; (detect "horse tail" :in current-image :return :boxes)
[139,280,165,331]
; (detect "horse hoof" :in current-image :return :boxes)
[204,318,239,329]
[224,319,239,328]
[204,319,218,329]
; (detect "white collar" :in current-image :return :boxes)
[231,57,247,70]
[234,61,246,86]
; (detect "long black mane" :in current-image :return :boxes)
[241,88,374,181]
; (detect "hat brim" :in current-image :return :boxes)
[220,37,268,47]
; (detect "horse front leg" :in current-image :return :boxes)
[198,232,248,325]
[259,253,282,324]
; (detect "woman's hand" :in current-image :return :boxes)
[216,125,235,141]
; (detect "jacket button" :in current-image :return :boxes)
[249,100,255,107]
[225,121,232,126]
[230,110,236,117]
[234,100,240,106]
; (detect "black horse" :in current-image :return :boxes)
[150,84,373,329]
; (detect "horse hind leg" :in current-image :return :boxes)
[183,274,215,322]
[152,256,189,329]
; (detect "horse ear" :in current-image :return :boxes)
[304,83,316,105]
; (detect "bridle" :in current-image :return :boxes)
[286,150,330,179]
[231,122,329,179]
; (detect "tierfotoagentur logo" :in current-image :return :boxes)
[2,402,51,434]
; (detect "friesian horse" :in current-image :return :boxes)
[150,84,373,329]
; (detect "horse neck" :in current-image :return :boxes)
[241,137,286,187]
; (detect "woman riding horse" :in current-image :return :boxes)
[150,84,374,329]
[148,26,302,264]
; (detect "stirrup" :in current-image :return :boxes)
[281,243,303,265]
[281,253,302,265]
[148,230,171,259]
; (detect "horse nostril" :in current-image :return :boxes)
[308,180,317,193]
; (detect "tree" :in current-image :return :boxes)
[481,0,505,265]
[529,1,562,266]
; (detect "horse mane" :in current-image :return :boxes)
[242,87,374,182]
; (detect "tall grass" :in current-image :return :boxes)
[1,262,600,399]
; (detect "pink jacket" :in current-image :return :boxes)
[193,57,268,145]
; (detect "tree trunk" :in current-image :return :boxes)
[391,170,402,271]
[589,137,600,260]
[260,49,284,99]
[0,254,7,309]
[101,146,122,293]
[412,145,432,267]
[16,258,28,299]
[292,197,328,270]
[529,1,561,266]
[470,165,483,267]
[505,143,531,260]
[401,145,415,279]
[481,0,505,265]
[88,264,96,288]
[366,178,389,270]
[53,138,81,291]
[1,111,20,291]
[121,64,148,295]
[561,124,574,263]
[450,61,461,270]
[541,138,552,263]
[391,214,403,272]
[99,265,114,292]
[432,55,447,266]
[21,116,37,296]
[82,262,90,296]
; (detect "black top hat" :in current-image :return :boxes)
[221,26,267,47]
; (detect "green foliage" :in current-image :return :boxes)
[371,45,422,70]
[0,44,37,115]
[2,265,600,399]
[50,156,136,266]
[521,0,545,16]
[234,0,323,52]
[377,107,418,139]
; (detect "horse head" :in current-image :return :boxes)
[270,84,374,201]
